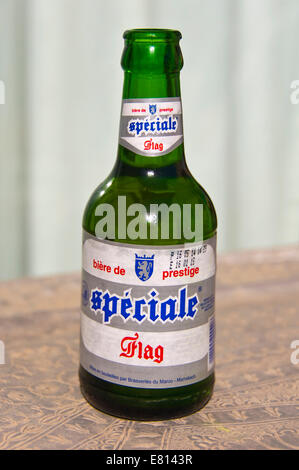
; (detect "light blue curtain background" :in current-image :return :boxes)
[1,0,299,280]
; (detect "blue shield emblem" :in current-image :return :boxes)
[135,254,155,281]
[149,104,157,115]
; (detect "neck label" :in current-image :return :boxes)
[119,97,183,156]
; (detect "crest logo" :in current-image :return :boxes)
[149,104,157,115]
[135,254,155,281]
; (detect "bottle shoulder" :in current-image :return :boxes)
[83,168,217,243]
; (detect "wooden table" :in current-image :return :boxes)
[0,246,298,450]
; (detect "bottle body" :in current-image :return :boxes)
[79,29,217,420]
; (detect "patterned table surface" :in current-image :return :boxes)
[0,246,298,450]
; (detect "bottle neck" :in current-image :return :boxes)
[116,71,186,171]
[122,71,181,99]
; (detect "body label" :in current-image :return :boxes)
[80,233,216,389]
[119,97,183,156]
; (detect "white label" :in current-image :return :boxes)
[119,97,183,157]
[80,235,216,388]
[83,238,216,286]
[81,312,209,367]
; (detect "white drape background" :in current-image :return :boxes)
[1,0,299,279]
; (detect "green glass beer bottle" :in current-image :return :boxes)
[79,29,217,420]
